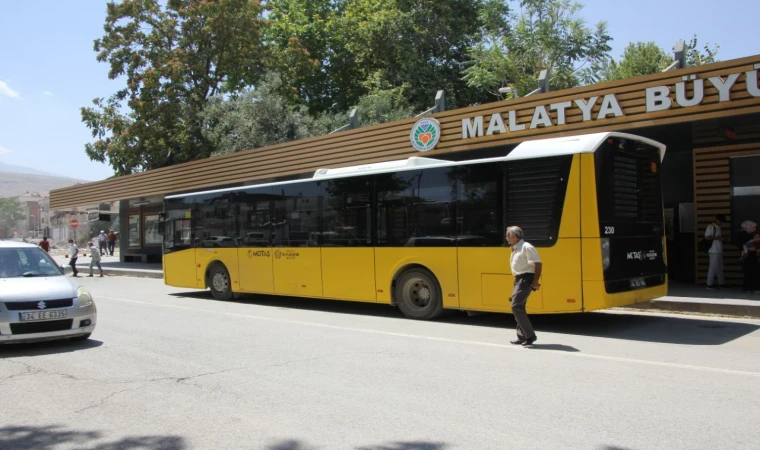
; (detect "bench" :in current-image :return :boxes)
[123,253,148,263]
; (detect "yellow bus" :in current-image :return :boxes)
[162,131,667,320]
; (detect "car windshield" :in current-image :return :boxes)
[0,247,63,278]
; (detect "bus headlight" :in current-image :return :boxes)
[601,238,611,270]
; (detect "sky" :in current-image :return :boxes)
[0,1,757,182]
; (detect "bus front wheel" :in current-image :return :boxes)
[208,263,234,301]
[395,268,444,320]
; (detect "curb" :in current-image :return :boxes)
[627,299,760,319]
[63,266,163,280]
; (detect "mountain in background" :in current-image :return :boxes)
[0,162,88,199]
[0,161,58,177]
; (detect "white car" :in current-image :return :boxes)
[0,241,97,344]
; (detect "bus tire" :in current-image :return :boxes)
[395,268,444,320]
[208,263,234,301]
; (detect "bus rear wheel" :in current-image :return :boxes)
[208,263,234,301]
[395,268,444,320]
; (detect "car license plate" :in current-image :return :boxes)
[19,309,68,321]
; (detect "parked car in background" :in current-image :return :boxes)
[0,240,97,344]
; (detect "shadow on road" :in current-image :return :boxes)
[0,339,103,357]
[267,439,448,450]
[168,291,759,346]
[0,425,185,450]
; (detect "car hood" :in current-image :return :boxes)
[0,276,78,302]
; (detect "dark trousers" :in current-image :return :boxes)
[99,241,107,255]
[69,257,78,276]
[107,242,115,256]
[742,254,759,291]
[511,273,536,340]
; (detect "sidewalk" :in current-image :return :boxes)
[625,282,760,318]
[53,254,163,279]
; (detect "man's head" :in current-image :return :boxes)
[68,239,74,244]
[506,226,524,246]
[715,214,726,225]
[43,236,48,241]
[100,230,105,234]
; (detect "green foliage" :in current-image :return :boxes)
[583,34,720,84]
[200,73,314,156]
[81,0,267,175]
[85,0,723,170]
[583,42,671,83]
[0,198,24,232]
[464,0,612,99]
[684,34,719,67]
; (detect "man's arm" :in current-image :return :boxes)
[532,262,542,289]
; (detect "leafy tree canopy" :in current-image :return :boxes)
[81,0,267,175]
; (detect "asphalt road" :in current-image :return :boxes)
[2,277,759,450]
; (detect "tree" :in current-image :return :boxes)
[82,0,268,175]
[0,198,24,235]
[684,34,719,67]
[582,35,720,84]
[464,0,612,99]
[583,42,671,83]
[266,0,495,113]
[200,73,314,156]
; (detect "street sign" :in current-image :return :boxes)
[70,219,79,229]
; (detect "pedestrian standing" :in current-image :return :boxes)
[98,230,107,256]
[39,236,50,253]
[65,239,79,277]
[506,226,542,347]
[88,242,103,277]
[705,214,726,290]
[107,230,117,256]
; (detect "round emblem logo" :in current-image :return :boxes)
[410,118,441,152]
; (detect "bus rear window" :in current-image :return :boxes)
[596,139,662,224]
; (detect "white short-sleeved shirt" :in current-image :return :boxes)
[510,240,541,275]
[705,223,723,254]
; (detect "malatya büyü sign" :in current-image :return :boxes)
[459,64,760,140]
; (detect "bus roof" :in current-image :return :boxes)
[165,131,666,200]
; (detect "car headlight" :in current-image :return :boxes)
[601,238,611,270]
[77,286,94,307]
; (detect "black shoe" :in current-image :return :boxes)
[522,337,537,347]
[510,339,526,345]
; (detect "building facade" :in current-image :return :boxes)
[50,55,760,284]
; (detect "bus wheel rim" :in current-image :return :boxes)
[403,277,432,309]
[212,271,228,292]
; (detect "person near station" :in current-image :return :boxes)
[98,230,107,256]
[65,239,79,277]
[506,226,542,347]
[705,214,726,290]
[39,236,50,253]
[107,230,117,256]
[88,242,104,277]
[741,232,760,293]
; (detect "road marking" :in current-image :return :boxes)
[97,295,760,378]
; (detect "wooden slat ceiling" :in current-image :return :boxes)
[50,54,760,209]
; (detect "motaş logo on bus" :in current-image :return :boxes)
[410,118,441,152]
[627,250,658,261]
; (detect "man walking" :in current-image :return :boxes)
[88,242,103,277]
[65,239,79,277]
[39,236,50,253]
[107,230,117,256]
[706,214,726,289]
[98,230,107,256]
[506,226,542,347]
